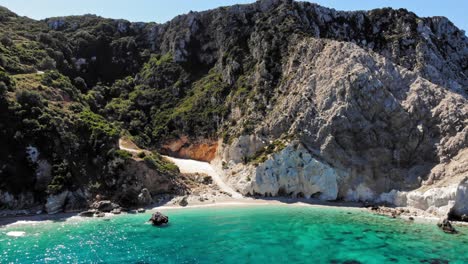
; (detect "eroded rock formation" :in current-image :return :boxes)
[215,36,467,218]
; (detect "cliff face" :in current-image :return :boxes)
[216,38,467,211]
[0,0,467,216]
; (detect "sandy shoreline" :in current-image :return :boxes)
[1,196,467,228]
[0,197,362,227]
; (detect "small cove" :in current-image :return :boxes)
[1,205,467,263]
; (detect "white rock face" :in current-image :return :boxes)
[345,184,376,202]
[220,135,266,164]
[452,178,468,216]
[406,186,457,211]
[377,180,468,217]
[45,191,69,214]
[377,190,407,206]
[214,36,466,216]
[229,143,343,200]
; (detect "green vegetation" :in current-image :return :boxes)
[150,70,230,140]
[78,109,120,143]
[143,153,180,174]
[47,159,72,194]
[245,140,288,165]
[114,149,132,160]
[0,6,267,204]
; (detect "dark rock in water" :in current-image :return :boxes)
[149,212,169,226]
[90,200,120,212]
[137,208,146,213]
[437,219,457,234]
[420,258,449,264]
[343,260,362,264]
[409,217,415,221]
[79,209,97,217]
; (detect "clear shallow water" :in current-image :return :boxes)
[1,205,467,264]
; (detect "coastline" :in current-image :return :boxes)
[0,196,362,227]
[2,195,467,228]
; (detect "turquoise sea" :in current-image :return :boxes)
[1,205,467,263]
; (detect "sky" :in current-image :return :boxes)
[0,0,466,32]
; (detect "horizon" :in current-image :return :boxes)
[0,0,466,32]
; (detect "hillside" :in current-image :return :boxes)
[0,0,466,218]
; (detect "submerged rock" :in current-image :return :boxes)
[437,219,457,234]
[149,212,169,226]
[137,208,146,213]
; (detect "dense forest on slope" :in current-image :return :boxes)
[0,0,466,212]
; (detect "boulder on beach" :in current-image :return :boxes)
[179,196,188,207]
[90,200,120,212]
[149,212,169,226]
[138,188,153,205]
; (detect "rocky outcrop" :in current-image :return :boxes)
[215,36,467,214]
[437,218,457,234]
[79,209,97,217]
[374,178,468,218]
[90,200,120,212]
[64,190,88,212]
[138,188,153,205]
[113,158,183,206]
[45,191,69,214]
[149,212,169,226]
[228,142,344,200]
[0,191,35,210]
[162,136,218,162]
[451,178,468,217]
[178,196,188,207]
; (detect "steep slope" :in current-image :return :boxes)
[0,11,182,212]
[0,0,466,217]
[216,38,467,207]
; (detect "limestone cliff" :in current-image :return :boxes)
[214,37,467,218]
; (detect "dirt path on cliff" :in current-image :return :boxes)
[118,138,243,199]
[162,156,243,199]
[118,138,142,153]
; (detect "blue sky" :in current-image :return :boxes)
[0,0,466,32]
